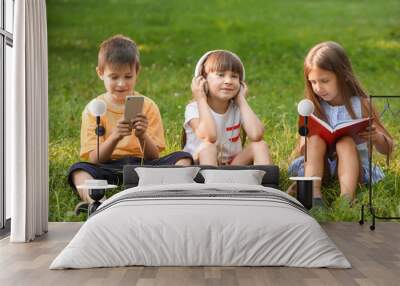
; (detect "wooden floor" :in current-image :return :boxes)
[0,222,399,286]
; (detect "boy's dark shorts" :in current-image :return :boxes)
[67,151,193,192]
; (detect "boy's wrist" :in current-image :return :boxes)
[110,132,123,142]
[136,132,147,141]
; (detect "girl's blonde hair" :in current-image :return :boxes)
[201,51,244,82]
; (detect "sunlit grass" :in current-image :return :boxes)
[47,0,400,222]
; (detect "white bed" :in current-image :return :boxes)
[50,183,351,269]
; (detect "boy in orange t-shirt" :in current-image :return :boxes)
[68,35,192,204]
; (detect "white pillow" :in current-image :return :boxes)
[200,169,266,185]
[135,167,200,186]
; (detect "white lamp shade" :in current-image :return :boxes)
[297,99,314,116]
[88,99,107,117]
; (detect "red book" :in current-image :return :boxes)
[299,114,371,146]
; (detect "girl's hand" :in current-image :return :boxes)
[191,76,208,101]
[234,82,248,106]
[358,124,382,143]
[132,113,148,138]
[112,118,132,141]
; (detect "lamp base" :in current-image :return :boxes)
[289,177,321,210]
[88,201,102,215]
[88,188,106,215]
[296,180,313,210]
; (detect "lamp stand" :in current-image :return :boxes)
[95,116,105,163]
[304,116,308,163]
[298,116,309,162]
[359,95,400,230]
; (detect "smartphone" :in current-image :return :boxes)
[124,96,144,126]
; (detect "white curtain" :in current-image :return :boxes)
[8,0,48,242]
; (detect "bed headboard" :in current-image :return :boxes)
[123,165,280,189]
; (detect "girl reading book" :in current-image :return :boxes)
[288,41,393,206]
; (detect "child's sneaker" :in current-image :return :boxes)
[74,201,88,215]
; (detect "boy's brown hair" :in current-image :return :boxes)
[97,34,140,73]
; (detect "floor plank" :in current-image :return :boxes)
[0,222,399,286]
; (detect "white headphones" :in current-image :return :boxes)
[194,50,245,80]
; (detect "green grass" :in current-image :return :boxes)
[47,0,400,222]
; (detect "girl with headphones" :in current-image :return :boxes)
[182,50,272,166]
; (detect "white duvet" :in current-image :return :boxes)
[50,183,351,269]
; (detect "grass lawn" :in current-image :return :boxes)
[47,0,400,222]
